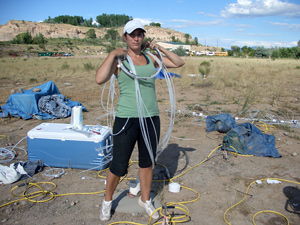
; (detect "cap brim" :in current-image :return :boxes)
[125,27,146,34]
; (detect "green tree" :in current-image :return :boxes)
[193,37,198,46]
[248,48,255,57]
[255,46,269,58]
[83,18,94,27]
[33,33,47,44]
[227,50,234,56]
[104,29,120,41]
[86,29,96,39]
[172,46,186,56]
[185,33,190,44]
[241,46,249,55]
[271,48,280,58]
[12,31,33,44]
[150,22,161,27]
[279,47,289,58]
[231,46,240,56]
[51,15,84,26]
[96,14,132,27]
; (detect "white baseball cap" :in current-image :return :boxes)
[123,20,146,34]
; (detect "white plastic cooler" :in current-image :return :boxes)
[27,123,112,170]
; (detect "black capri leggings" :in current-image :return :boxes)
[109,116,160,177]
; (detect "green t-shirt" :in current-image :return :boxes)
[116,54,159,118]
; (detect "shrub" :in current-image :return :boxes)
[172,46,186,56]
[61,62,69,70]
[86,29,96,39]
[199,61,211,78]
[83,62,95,71]
[11,31,32,44]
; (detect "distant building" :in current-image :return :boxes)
[157,42,191,52]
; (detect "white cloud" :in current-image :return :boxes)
[234,24,253,28]
[167,19,225,29]
[133,18,154,26]
[234,40,297,47]
[236,32,279,37]
[197,11,218,17]
[221,0,300,18]
[206,13,219,18]
[234,28,245,31]
[216,37,297,49]
[269,21,300,32]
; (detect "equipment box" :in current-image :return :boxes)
[27,123,112,170]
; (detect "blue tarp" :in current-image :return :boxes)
[206,113,281,158]
[0,81,86,120]
[155,70,182,80]
[206,113,236,133]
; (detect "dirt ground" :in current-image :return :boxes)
[0,58,300,225]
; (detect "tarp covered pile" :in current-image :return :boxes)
[0,81,85,120]
[206,113,281,158]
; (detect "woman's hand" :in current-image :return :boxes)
[96,48,128,85]
[111,48,128,60]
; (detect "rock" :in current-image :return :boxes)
[5,208,13,214]
[10,89,16,94]
[70,201,75,206]
[1,218,8,223]
[292,152,297,156]
[284,132,289,136]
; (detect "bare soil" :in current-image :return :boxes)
[0,56,300,225]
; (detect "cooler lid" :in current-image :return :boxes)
[27,123,111,143]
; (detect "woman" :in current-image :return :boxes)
[95,19,184,221]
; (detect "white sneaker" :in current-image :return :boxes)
[100,200,112,221]
[138,197,159,219]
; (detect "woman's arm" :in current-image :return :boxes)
[95,48,127,85]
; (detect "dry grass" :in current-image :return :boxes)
[0,56,299,116]
[168,57,300,114]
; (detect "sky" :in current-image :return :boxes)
[0,0,299,49]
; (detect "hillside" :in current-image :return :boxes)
[0,20,191,43]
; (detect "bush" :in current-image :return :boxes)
[199,61,211,78]
[11,31,32,44]
[61,62,69,70]
[83,62,95,71]
[172,46,186,56]
[86,29,96,39]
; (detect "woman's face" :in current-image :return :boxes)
[124,29,145,50]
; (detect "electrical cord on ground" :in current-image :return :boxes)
[223,178,300,225]
[1,146,298,225]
